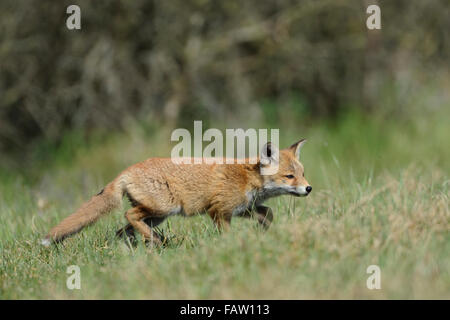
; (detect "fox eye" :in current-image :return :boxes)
[285,174,295,179]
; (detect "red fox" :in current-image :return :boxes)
[41,140,311,246]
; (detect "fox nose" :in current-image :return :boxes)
[306,186,312,193]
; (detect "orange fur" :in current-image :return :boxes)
[43,140,311,245]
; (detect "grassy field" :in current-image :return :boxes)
[0,110,449,299]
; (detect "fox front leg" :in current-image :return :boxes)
[253,205,274,230]
[208,210,232,233]
[239,205,273,229]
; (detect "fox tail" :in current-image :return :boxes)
[41,182,123,246]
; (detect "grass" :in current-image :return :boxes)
[0,109,449,299]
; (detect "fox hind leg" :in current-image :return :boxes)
[124,206,164,246]
[116,222,136,239]
[116,216,165,243]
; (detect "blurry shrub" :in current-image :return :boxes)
[0,0,448,158]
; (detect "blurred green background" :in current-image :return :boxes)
[0,0,448,170]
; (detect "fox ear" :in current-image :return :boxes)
[290,139,307,159]
[260,142,279,165]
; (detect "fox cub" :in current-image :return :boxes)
[42,140,311,246]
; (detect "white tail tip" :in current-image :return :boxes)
[40,238,51,247]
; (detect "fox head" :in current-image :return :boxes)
[259,139,311,197]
